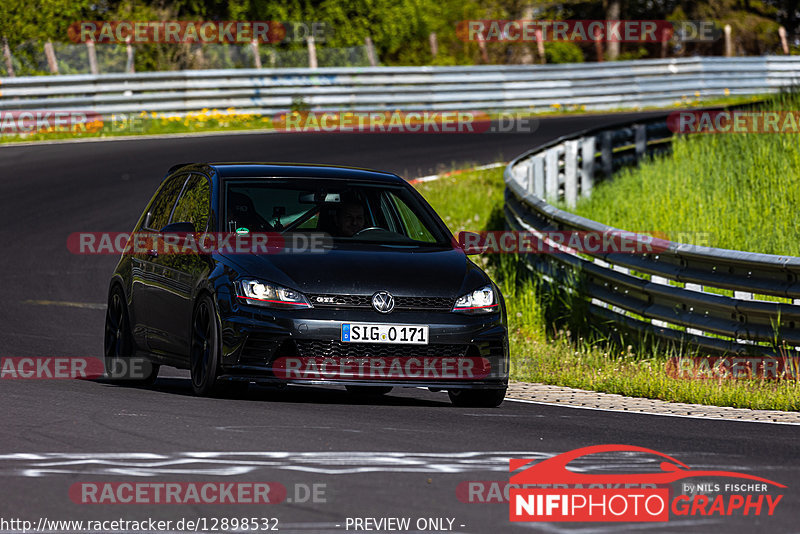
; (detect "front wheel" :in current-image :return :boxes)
[190,294,222,396]
[448,388,506,408]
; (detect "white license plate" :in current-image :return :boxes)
[341,323,429,345]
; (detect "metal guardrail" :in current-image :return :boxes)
[2,56,800,116]
[503,111,800,357]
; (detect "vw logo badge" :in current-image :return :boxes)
[372,291,395,313]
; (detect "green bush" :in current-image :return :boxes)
[544,42,584,64]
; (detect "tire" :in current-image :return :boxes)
[189,294,223,396]
[448,388,506,408]
[104,285,159,386]
[345,385,393,396]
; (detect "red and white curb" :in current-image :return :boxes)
[408,162,506,185]
[506,381,800,425]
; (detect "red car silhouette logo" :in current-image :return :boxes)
[510,444,785,487]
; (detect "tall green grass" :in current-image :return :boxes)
[415,165,800,412]
[572,91,800,255]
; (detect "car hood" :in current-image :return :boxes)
[221,246,489,297]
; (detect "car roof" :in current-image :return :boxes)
[170,162,405,184]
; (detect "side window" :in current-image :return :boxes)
[377,193,401,233]
[144,175,187,231]
[390,193,436,243]
[171,174,211,231]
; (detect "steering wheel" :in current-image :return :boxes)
[353,226,385,237]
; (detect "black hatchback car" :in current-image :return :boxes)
[105,163,509,407]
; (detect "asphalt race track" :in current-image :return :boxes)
[1,111,798,533]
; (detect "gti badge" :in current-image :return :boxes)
[371,291,395,313]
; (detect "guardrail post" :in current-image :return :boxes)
[564,140,579,209]
[125,37,134,73]
[634,124,647,162]
[44,41,59,74]
[530,155,545,197]
[545,147,559,201]
[650,275,670,328]
[1,37,14,77]
[365,36,378,66]
[307,35,318,69]
[580,136,595,198]
[684,282,705,337]
[523,162,533,193]
[251,39,262,69]
[429,32,439,58]
[86,39,98,75]
[601,131,613,177]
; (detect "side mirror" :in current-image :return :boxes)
[456,231,489,255]
[159,221,195,233]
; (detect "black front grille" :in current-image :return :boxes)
[295,340,468,359]
[398,296,454,310]
[308,294,453,311]
[308,294,371,307]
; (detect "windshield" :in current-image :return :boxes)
[223,179,451,246]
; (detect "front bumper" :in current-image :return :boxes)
[218,303,509,390]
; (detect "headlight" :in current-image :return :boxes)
[237,279,312,308]
[452,284,498,314]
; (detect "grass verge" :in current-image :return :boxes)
[415,166,800,412]
[0,94,761,145]
[572,91,800,256]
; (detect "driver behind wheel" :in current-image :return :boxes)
[334,202,366,237]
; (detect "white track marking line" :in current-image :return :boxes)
[21,299,105,310]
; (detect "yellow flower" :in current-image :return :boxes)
[552,103,561,109]
[724,88,730,96]
[694,91,700,98]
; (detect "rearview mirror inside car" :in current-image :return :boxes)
[299,192,341,204]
